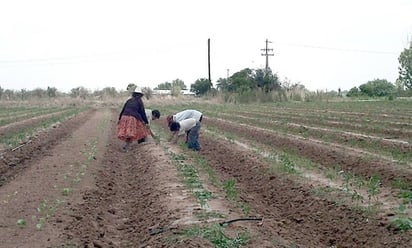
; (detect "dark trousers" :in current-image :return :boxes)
[187,121,201,151]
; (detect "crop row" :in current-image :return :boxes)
[0,106,90,148]
[149,106,412,246]
[0,107,74,126]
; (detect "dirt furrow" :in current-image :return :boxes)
[0,108,107,247]
[0,108,74,137]
[200,135,411,247]
[60,111,214,247]
[205,118,412,186]
[213,112,411,152]
[0,109,94,186]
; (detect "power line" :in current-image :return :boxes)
[275,42,398,55]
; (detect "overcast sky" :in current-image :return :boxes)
[0,0,411,93]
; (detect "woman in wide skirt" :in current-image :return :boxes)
[117,86,149,151]
[117,115,148,142]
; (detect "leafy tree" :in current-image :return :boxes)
[359,79,394,97]
[217,68,280,94]
[191,78,211,96]
[216,77,231,92]
[254,68,281,93]
[20,89,27,100]
[155,82,172,90]
[70,87,89,99]
[78,87,90,99]
[398,41,412,89]
[47,86,57,98]
[32,88,46,98]
[70,87,80,98]
[142,87,153,99]
[172,79,187,90]
[346,86,360,97]
[4,89,14,100]
[170,79,187,96]
[231,68,255,92]
[102,87,117,97]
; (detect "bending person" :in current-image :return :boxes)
[167,109,202,127]
[169,118,201,151]
[117,87,149,151]
[144,109,161,142]
[167,109,202,143]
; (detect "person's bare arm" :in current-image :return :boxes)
[147,125,155,138]
[146,125,160,144]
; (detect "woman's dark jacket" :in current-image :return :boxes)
[118,96,149,124]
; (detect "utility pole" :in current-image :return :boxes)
[208,38,212,89]
[261,39,274,71]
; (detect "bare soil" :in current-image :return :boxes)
[0,107,410,247]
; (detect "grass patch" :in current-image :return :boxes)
[171,152,214,207]
[390,205,412,232]
[184,224,250,247]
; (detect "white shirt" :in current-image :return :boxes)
[145,109,152,125]
[177,118,197,136]
[173,109,202,122]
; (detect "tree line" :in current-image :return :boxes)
[1,40,411,101]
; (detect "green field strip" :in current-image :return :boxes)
[0,107,73,127]
[0,107,89,147]
[155,102,412,137]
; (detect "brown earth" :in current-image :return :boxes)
[205,118,412,186]
[0,107,410,247]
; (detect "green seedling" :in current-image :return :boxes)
[171,152,186,161]
[172,152,212,208]
[62,188,71,196]
[391,216,412,232]
[392,178,410,190]
[279,155,296,174]
[196,211,226,221]
[390,205,412,232]
[36,218,46,230]
[342,173,353,193]
[398,190,412,204]
[194,191,213,207]
[17,219,26,228]
[241,203,251,216]
[224,179,238,201]
[351,190,363,206]
[37,200,48,213]
[184,224,250,247]
[367,175,381,203]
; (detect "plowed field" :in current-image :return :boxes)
[0,100,411,248]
